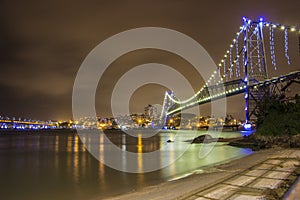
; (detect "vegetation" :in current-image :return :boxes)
[229,94,300,150]
[255,94,300,136]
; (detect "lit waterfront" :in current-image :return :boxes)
[0,112,243,131]
[0,130,251,200]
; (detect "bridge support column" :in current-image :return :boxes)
[242,17,269,130]
[243,17,251,130]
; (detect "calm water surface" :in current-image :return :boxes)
[0,130,252,200]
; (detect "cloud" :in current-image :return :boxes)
[0,0,299,119]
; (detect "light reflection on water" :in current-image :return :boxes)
[0,130,252,200]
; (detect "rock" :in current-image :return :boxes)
[192,134,213,143]
[290,135,300,148]
[192,135,239,144]
[216,137,227,142]
[228,134,300,150]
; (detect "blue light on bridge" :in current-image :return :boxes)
[241,130,254,137]
[243,123,252,131]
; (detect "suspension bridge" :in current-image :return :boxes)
[161,17,300,129]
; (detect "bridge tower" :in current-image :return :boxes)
[160,91,175,125]
[243,18,269,126]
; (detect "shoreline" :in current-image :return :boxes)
[2,129,299,199]
[99,148,300,200]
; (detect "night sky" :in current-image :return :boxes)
[0,0,300,121]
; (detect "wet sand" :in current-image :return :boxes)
[100,148,300,200]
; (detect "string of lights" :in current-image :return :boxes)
[285,28,291,65]
[223,59,226,80]
[242,44,245,73]
[299,35,300,53]
[256,30,262,72]
[229,48,232,78]
[220,29,243,79]
[165,17,299,106]
[235,41,240,77]
[269,26,276,70]
[249,33,253,74]
[223,58,227,81]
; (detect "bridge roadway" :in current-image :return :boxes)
[167,70,300,115]
[0,119,57,129]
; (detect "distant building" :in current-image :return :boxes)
[144,104,159,120]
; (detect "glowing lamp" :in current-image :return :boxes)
[243,123,252,131]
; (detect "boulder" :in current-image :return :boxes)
[192,134,213,143]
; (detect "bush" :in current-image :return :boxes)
[255,94,300,136]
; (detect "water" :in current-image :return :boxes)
[0,130,252,200]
